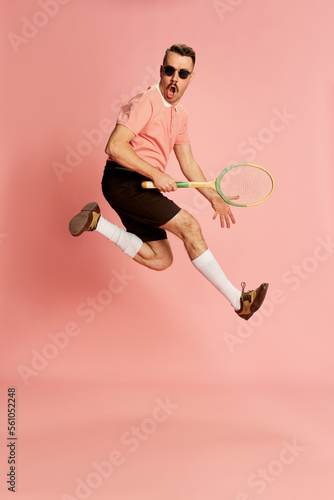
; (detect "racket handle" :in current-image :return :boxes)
[141,181,215,189]
[142,181,156,189]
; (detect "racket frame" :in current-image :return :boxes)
[215,162,276,207]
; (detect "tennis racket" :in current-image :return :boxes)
[142,162,275,207]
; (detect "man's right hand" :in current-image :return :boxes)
[151,170,177,193]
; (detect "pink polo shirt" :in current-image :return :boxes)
[116,85,190,172]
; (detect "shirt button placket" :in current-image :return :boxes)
[170,107,174,149]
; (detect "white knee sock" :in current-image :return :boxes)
[192,249,241,309]
[96,216,143,258]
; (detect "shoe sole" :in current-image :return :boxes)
[69,202,100,237]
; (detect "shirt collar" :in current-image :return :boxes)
[155,82,178,110]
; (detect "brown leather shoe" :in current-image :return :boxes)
[69,202,101,237]
[235,282,269,321]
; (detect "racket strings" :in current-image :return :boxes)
[219,166,274,205]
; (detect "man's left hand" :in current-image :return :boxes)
[211,197,236,229]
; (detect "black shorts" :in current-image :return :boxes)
[101,161,181,242]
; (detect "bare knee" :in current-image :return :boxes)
[168,210,203,242]
[133,239,173,271]
[162,210,207,260]
[155,253,173,271]
[184,217,203,242]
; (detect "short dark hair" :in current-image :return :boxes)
[163,44,196,68]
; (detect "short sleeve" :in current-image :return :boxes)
[174,107,190,145]
[117,92,153,136]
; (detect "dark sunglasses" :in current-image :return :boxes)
[163,65,192,79]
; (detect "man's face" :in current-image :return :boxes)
[159,51,195,106]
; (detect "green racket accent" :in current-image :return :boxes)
[215,163,248,207]
[175,182,191,188]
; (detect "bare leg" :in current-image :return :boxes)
[161,209,208,259]
[162,209,241,308]
[133,209,206,270]
[133,209,207,271]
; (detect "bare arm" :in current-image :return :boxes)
[174,143,236,228]
[105,124,177,192]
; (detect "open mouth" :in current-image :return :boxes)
[167,84,177,99]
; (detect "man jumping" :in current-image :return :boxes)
[69,43,268,320]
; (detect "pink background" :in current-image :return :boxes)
[1,0,334,498]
